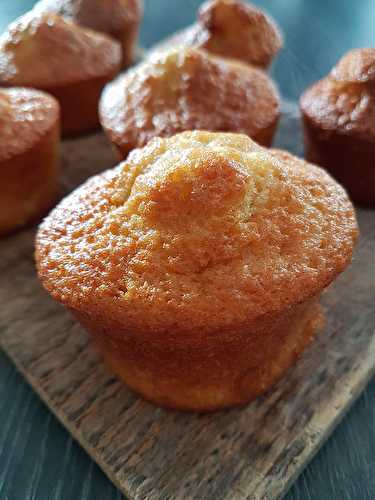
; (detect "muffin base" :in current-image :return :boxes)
[0,123,60,236]
[302,115,375,206]
[73,297,323,412]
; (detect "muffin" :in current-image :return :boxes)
[33,0,142,67]
[301,48,375,205]
[0,87,60,235]
[153,0,282,69]
[0,11,122,136]
[36,131,358,411]
[100,47,280,159]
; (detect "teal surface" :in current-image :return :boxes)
[1,1,375,499]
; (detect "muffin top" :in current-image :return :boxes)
[301,48,375,140]
[0,87,59,162]
[36,131,358,335]
[154,0,282,69]
[0,11,122,88]
[100,47,280,156]
[189,0,282,68]
[33,0,142,36]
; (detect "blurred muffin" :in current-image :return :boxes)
[100,47,280,159]
[36,131,358,411]
[153,0,282,69]
[0,87,60,235]
[34,0,142,67]
[0,12,121,136]
[301,48,375,205]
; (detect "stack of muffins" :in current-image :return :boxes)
[0,0,363,411]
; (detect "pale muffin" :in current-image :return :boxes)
[36,131,358,411]
[100,47,280,159]
[301,48,375,205]
[0,87,60,235]
[0,12,121,136]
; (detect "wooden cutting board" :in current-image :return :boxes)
[0,103,374,500]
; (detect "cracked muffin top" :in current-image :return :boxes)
[0,11,121,88]
[99,47,280,157]
[300,48,375,140]
[36,131,358,335]
[0,87,59,162]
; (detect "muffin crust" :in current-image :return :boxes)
[36,131,357,410]
[34,0,142,67]
[0,12,121,135]
[301,48,375,205]
[100,47,280,159]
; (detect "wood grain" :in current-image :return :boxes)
[0,105,374,500]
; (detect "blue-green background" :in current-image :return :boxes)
[1,1,375,498]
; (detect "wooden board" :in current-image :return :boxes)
[0,104,374,500]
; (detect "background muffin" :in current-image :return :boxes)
[100,47,280,159]
[0,11,122,136]
[153,0,282,69]
[34,0,142,67]
[36,131,358,411]
[0,87,60,235]
[301,48,375,205]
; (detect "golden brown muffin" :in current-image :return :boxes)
[34,0,142,67]
[153,0,282,69]
[0,87,60,235]
[99,47,280,159]
[301,48,375,205]
[0,11,121,136]
[36,131,358,411]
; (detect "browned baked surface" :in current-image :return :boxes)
[0,87,60,235]
[100,47,280,159]
[0,12,121,135]
[153,0,282,69]
[36,131,358,410]
[34,0,142,67]
[300,48,375,205]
